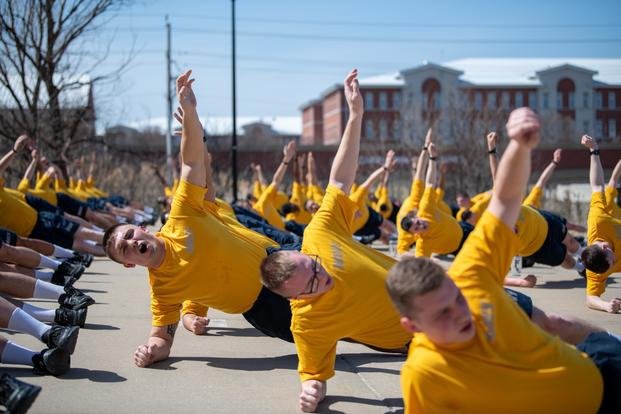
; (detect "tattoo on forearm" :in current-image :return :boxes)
[166,323,177,338]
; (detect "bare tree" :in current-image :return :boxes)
[0,0,131,166]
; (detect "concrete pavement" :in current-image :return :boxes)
[2,248,620,413]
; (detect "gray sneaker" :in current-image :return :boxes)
[0,373,41,414]
[31,348,70,376]
[41,325,79,354]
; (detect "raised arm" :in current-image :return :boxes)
[176,70,206,187]
[328,69,363,193]
[534,148,561,189]
[487,132,499,182]
[488,108,540,228]
[581,134,604,194]
[414,128,432,183]
[425,143,439,188]
[0,135,32,177]
[380,149,395,188]
[22,149,39,182]
[606,158,621,189]
[306,152,318,187]
[359,150,395,190]
[271,140,296,189]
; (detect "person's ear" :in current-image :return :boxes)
[400,316,419,333]
[124,263,136,268]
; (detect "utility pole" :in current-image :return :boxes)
[165,15,173,184]
[231,0,238,202]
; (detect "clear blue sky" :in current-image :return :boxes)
[87,0,621,131]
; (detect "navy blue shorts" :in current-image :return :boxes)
[0,228,18,246]
[354,206,383,242]
[504,288,533,318]
[524,209,568,267]
[242,286,293,343]
[450,221,475,256]
[577,332,621,412]
[25,194,62,214]
[86,198,107,211]
[56,193,88,218]
[29,211,79,248]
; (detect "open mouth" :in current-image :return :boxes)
[138,242,148,254]
[460,320,472,333]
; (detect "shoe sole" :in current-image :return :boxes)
[6,384,42,414]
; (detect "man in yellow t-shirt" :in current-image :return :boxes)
[386,108,604,414]
[400,143,473,258]
[260,70,410,413]
[103,70,294,368]
[580,135,621,313]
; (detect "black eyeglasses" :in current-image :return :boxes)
[299,255,321,297]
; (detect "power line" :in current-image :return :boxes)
[132,13,621,29]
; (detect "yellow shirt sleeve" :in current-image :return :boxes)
[523,185,543,208]
[181,300,209,317]
[604,186,621,218]
[253,183,285,230]
[17,178,30,193]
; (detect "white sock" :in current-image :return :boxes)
[53,245,74,259]
[7,308,50,340]
[38,255,60,270]
[21,303,56,323]
[33,280,64,300]
[574,260,586,272]
[0,341,36,365]
[84,239,97,246]
[34,269,53,283]
[92,225,103,232]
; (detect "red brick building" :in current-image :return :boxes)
[300,59,621,146]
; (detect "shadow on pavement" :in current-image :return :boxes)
[202,327,265,338]
[153,354,298,371]
[536,278,586,289]
[76,288,108,294]
[321,395,403,413]
[83,323,120,330]
[1,367,127,382]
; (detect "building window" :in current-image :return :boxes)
[379,92,388,110]
[583,92,590,109]
[474,92,483,110]
[610,92,617,109]
[595,120,603,138]
[610,119,617,139]
[501,92,510,110]
[596,92,603,109]
[393,92,401,109]
[487,91,496,109]
[365,92,374,110]
[515,92,523,107]
[365,119,374,139]
[557,78,576,110]
[393,119,402,140]
[528,91,537,109]
[422,78,441,110]
[543,93,549,109]
[379,119,388,139]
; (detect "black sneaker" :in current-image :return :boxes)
[0,373,41,414]
[31,348,70,376]
[50,272,78,287]
[58,286,95,310]
[41,325,79,354]
[52,260,86,286]
[54,307,87,328]
[70,252,93,268]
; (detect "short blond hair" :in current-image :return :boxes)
[385,257,446,316]
[260,251,298,293]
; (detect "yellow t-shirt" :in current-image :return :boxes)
[274,190,289,211]
[515,205,548,257]
[401,211,603,414]
[467,192,492,224]
[292,185,409,382]
[349,186,370,233]
[586,191,621,296]
[604,186,621,219]
[251,180,264,201]
[0,179,37,237]
[285,182,312,225]
[435,188,453,217]
[396,179,424,255]
[148,179,277,326]
[523,185,543,209]
[415,187,463,257]
[18,178,58,205]
[253,183,285,230]
[373,186,393,219]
